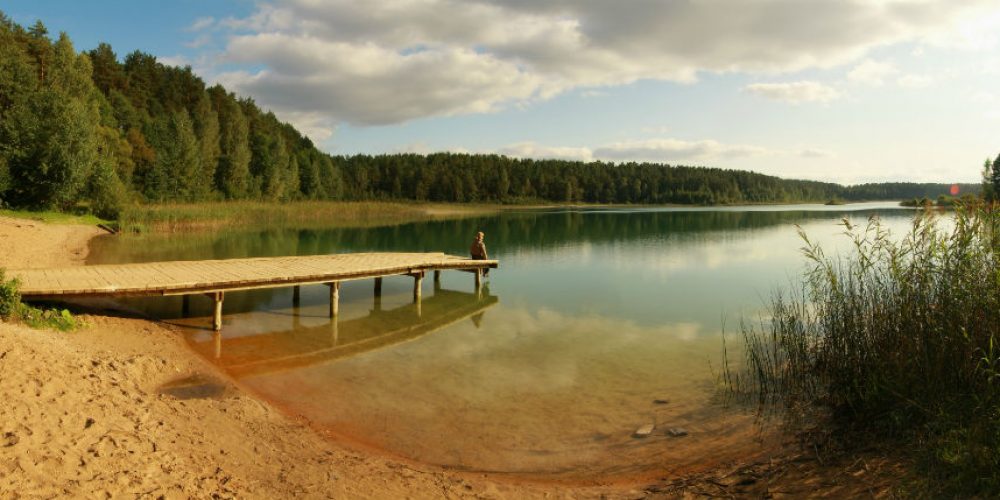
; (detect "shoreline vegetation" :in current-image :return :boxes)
[115,200,502,233]
[5,199,912,236]
[726,201,1000,497]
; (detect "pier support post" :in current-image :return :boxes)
[331,318,339,346]
[433,270,441,293]
[374,277,383,297]
[181,295,190,317]
[327,282,341,318]
[413,272,424,303]
[474,268,482,291]
[211,292,224,331]
[292,285,301,307]
[213,331,222,359]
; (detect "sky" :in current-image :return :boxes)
[4,0,1000,185]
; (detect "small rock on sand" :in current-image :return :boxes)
[653,399,669,405]
[633,424,655,438]
[666,428,688,437]
[3,432,19,447]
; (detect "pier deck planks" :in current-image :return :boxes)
[11,252,498,299]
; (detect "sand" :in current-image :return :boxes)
[0,215,903,498]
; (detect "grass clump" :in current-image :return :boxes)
[0,269,80,332]
[726,202,1000,496]
[0,269,21,319]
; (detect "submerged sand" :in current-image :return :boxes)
[0,215,902,498]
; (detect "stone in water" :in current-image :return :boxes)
[633,424,655,438]
[667,428,688,437]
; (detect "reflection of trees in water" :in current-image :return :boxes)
[90,208,909,264]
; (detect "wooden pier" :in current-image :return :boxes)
[9,253,498,331]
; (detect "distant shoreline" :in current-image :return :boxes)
[6,198,915,235]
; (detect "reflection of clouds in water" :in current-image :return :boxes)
[377,306,714,396]
[504,226,802,278]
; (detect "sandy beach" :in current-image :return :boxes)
[0,216,905,499]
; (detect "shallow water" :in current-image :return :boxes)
[88,202,916,477]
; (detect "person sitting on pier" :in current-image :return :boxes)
[470,231,489,276]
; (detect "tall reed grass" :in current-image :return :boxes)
[726,203,1000,495]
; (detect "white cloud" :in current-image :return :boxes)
[187,16,215,32]
[272,111,337,142]
[594,139,772,162]
[184,34,212,49]
[744,81,840,104]
[157,55,191,68]
[497,142,593,162]
[897,74,933,88]
[972,91,997,103]
[217,34,548,126]
[495,137,791,164]
[799,148,834,159]
[922,7,1000,50]
[203,1,995,130]
[847,59,897,86]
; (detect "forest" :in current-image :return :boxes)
[0,13,980,219]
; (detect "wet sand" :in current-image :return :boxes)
[0,215,903,498]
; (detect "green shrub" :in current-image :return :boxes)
[0,269,21,319]
[0,268,80,331]
[88,161,130,220]
[20,306,78,331]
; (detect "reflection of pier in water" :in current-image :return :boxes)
[190,286,498,378]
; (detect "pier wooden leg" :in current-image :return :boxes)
[374,277,383,297]
[211,292,224,331]
[213,331,222,359]
[474,268,482,291]
[292,285,301,307]
[413,273,423,303]
[181,295,190,317]
[328,282,340,318]
[331,318,339,345]
[433,270,441,292]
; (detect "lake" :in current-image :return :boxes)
[88,202,917,479]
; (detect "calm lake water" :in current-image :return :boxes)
[88,202,917,478]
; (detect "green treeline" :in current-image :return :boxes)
[0,13,980,218]
[0,14,340,218]
[333,154,977,204]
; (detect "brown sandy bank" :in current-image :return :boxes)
[0,215,904,498]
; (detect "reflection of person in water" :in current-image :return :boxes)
[470,231,489,276]
[471,311,485,328]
